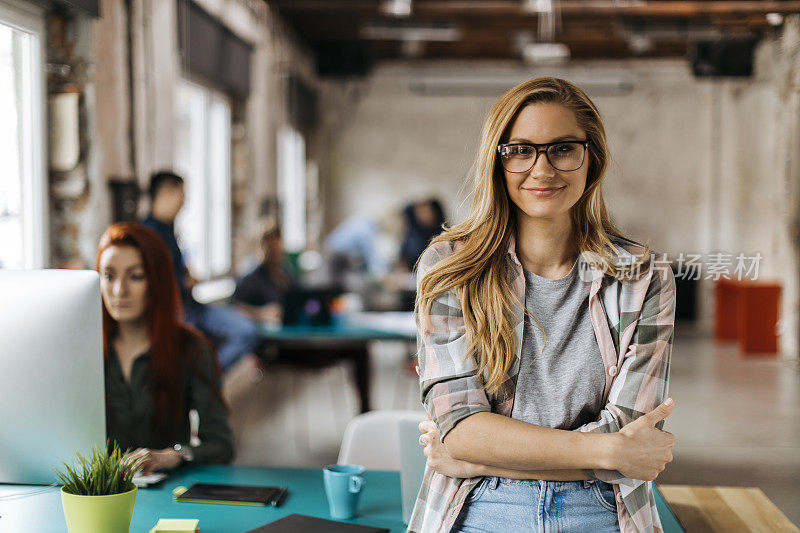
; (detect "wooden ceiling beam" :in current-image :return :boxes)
[295,25,642,43]
[271,1,800,16]
[271,1,777,62]
[286,21,767,42]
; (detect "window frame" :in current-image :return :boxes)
[0,0,47,269]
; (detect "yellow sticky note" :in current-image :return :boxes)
[149,518,199,533]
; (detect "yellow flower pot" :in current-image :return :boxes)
[61,485,137,533]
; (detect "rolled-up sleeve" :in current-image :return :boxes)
[416,243,492,440]
[574,264,676,485]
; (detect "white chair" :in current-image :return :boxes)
[338,409,429,524]
[337,410,426,470]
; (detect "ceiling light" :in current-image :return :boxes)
[360,23,461,42]
[628,34,654,54]
[408,71,634,97]
[521,42,570,65]
[381,0,412,17]
[766,13,784,26]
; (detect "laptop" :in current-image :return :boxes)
[282,287,343,327]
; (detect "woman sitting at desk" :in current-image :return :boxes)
[96,222,233,473]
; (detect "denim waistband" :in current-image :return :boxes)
[485,477,599,490]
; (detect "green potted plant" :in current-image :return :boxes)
[55,443,141,533]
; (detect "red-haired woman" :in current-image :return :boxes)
[96,222,233,473]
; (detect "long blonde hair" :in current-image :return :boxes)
[417,77,649,394]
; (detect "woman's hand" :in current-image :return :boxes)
[611,399,676,481]
[125,447,183,474]
[419,420,484,479]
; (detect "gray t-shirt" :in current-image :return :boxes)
[510,254,606,430]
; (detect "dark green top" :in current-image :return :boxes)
[104,337,234,464]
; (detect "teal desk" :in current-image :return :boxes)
[259,323,414,342]
[0,466,684,532]
[258,323,414,413]
[0,466,404,533]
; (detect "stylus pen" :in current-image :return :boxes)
[271,487,288,507]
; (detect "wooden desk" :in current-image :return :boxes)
[659,485,799,532]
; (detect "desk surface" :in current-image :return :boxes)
[659,484,799,532]
[0,466,404,533]
[0,466,684,533]
[260,323,414,342]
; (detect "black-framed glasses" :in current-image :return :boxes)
[497,141,589,173]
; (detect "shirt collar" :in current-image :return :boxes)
[107,343,152,368]
[506,230,608,283]
[506,232,522,267]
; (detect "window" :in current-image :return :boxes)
[277,126,306,252]
[173,78,231,279]
[0,2,45,270]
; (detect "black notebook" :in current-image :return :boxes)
[246,514,390,533]
[174,483,282,506]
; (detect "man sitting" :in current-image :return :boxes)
[233,225,296,324]
[141,171,260,371]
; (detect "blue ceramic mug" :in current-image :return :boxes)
[323,464,365,519]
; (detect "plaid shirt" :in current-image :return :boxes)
[408,233,676,533]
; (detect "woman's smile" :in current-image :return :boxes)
[522,185,567,197]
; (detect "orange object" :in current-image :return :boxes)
[737,282,782,354]
[714,279,740,341]
[715,279,781,355]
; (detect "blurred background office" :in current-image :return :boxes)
[1,0,799,525]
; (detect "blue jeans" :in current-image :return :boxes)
[185,303,261,370]
[451,477,620,533]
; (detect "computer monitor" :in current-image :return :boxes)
[0,270,106,484]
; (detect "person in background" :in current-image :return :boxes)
[96,222,233,473]
[324,213,391,282]
[233,225,295,324]
[398,198,446,271]
[141,171,260,371]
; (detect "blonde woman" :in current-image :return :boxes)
[410,77,676,533]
